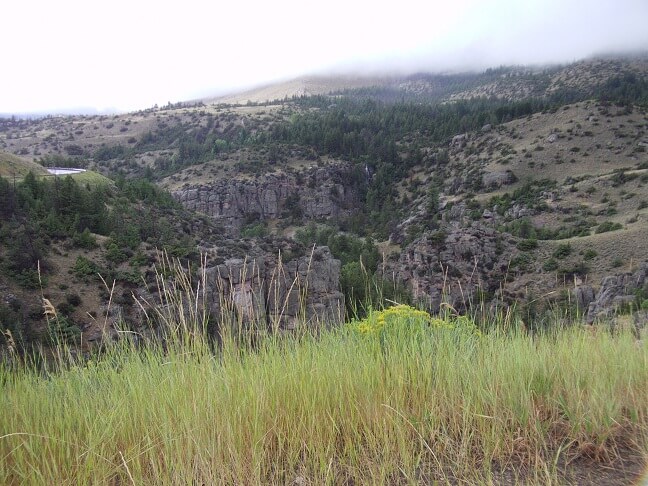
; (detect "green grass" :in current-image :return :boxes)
[0,149,112,186]
[1,319,647,484]
[0,151,49,178]
[38,170,113,186]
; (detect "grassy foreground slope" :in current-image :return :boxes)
[1,310,647,485]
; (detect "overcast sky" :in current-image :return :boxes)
[3,0,648,113]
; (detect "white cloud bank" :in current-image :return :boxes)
[2,0,648,113]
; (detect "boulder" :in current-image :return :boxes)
[451,133,468,147]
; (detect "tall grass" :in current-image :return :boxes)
[1,326,647,483]
[1,258,647,484]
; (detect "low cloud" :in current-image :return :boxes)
[3,0,648,112]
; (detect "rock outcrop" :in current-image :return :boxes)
[387,225,516,312]
[482,170,516,189]
[173,163,361,236]
[585,263,648,323]
[205,246,344,332]
[573,285,596,312]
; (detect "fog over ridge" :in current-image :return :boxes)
[3,0,648,113]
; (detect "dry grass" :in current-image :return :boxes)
[208,75,393,106]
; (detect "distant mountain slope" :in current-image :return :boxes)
[206,75,395,105]
[445,56,648,102]
[206,54,648,106]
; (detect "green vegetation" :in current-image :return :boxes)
[0,151,49,177]
[1,309,646,484]
[598,72,648,106]
[63,170,112,186]
[0,172,198,347]
[503,215,592,241]
[595,221,623,234]
[542,258,559,271]
[240,222,268,238]
[516,238,538,251]
[552,243,572,259]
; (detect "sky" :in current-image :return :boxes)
[3,0,648,114]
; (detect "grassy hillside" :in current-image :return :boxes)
[0,151,111,186]
[0,151,48,177]
[55,169,113,186]
[401,100,648,284]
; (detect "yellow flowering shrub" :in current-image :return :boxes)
[351,304,481,337]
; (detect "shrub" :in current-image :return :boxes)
[240,222,268,238]
[510,253,533,271]
[558,261,589,278]
[428,230,447,247]
[47,314,80,344]
[611,171,638,187]
[351,304,480,338]
[105,241,127,264]
[543,259,559,271]
[64,144,84,156]
[13,269,42,290]
[73,228,98,249]
[66,294,82,307]
[57,302,75,316]
[73,256,100,279]
[552,243,572,259]
[94,145,125,161]
[516,239,538,251]
[595,221,622,234]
